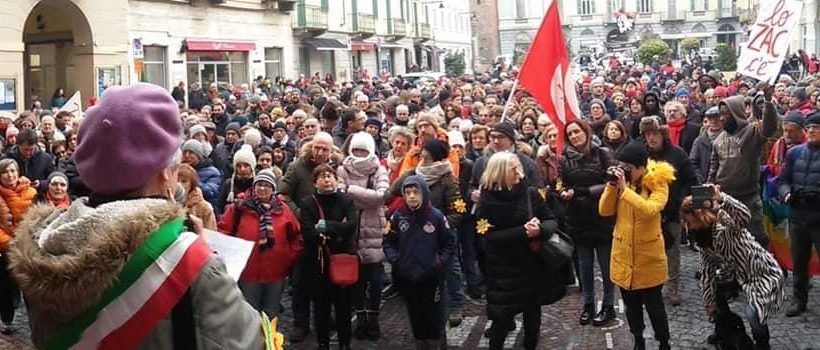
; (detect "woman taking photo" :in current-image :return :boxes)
[337,132,389,340]
[0,159,36,333]
[559,119,617,327]
[217,169,303,320]
[298,165,359,350]
[476,152,565,350]
[598,142,675,350]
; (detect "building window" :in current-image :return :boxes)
[579,0,594,15]
[140,46,166,88]
[515,0,526,18]
[637,0,652,13]
[691,0,707,11]
[265,47,283,79]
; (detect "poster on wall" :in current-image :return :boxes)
[0,79,16,111]
[97,67,121,97]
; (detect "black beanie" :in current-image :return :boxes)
[491,122,517,141]
[784,111,804,127]
[806,111,820,126]
[616,141,649,168]
[422,138,450,162]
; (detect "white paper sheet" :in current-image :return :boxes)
[203,229,254,281]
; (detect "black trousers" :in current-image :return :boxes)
[489,306,542,350]
[0,254,17,324]
[620,285,669,343]
[399,277,443,341]
[314,281,352,346]
[789,221,820,303]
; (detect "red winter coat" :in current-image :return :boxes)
[218,195,303,283]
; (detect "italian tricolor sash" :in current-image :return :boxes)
[44,218,211,350]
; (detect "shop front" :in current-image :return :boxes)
[184,39,255,91]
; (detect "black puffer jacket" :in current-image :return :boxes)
[646,139,699,222]
[559,145,616,247]
[476,184,566,320]
[777,143,820,224]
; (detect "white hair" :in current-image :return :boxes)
[396,104,409,113]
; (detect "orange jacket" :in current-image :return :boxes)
[0,183,37,250]
[397,128,460,180]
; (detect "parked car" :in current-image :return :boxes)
[401,72,445,86]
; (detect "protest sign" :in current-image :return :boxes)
[737,0,803,82]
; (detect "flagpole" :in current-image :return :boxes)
[500,79,519,123]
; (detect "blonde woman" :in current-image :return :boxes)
[475,152,565,350]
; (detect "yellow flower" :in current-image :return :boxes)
[476,218,493,236]
[538,188,548,201]
[453,198,467,214]
[555,179,564,192]
[383,221,391,236]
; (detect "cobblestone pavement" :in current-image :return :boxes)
[2,247,820,349]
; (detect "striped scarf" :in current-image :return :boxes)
[249,196,276,250]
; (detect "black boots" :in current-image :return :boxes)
[354,311,368,340]
[579,303,594,325]
[366,311,381,340]
[633,336,645,350]
[592,305,616,326]
[785,300,807,317]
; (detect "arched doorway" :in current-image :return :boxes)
[717,24,737,48]
[23,0,93,110]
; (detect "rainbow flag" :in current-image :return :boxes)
[761,166,820,275]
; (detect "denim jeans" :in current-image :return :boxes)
[665,222,682,291]
[446,233,466,313]
[577,244,615,306]
[238,280,286,319]
[353,262,383,312]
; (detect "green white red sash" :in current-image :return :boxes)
[45,218,211,350]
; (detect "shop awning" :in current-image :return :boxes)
[185,39,256,51]
[351,42,376,51]
[305,38,347,50]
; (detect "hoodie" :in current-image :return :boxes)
[383,176,456,283]
[708,96,779,198]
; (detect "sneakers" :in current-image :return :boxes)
[289,326,310,343]
[0,322,13,335]
[579,304,595,326]
[382,284,400,300]
[448,310,463,328]
[785,301,807,317]
[592,305,616,326]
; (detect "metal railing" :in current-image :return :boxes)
[419,22,432,39]
[353,13,376,34]
[294,4,328,30]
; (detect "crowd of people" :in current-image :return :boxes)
[0,50,817,349]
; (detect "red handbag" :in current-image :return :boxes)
[313,196,360,287]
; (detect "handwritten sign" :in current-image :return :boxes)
[737,0,803,82]
[202,229,254,281]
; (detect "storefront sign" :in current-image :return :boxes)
[185,39,256,52]
[97,67,121,97]
[351,42,375,51]
[133,38,144,59]
[737,0,802,82]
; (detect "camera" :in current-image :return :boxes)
[691,185,716,210]
[605,166,630,182]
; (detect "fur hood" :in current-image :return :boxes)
[642,159,676,193]
[8,198,185,322]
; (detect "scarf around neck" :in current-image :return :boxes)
[667,118,687,146]
[343,154,379,177]
[415,161,452,186]
[387,150,403,171]
[248,195,279,250]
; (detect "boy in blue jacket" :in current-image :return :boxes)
[383,175,456,349]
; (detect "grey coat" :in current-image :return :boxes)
[9,199,264,350]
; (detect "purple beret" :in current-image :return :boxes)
[75,83,182,195]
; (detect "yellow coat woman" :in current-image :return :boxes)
[599,159,676,291]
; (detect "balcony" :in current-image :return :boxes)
[352,13,376,37]
[419,22,432,40]
[661,10,686,22]
[292,4,328,35]
[387,18,407,39]
[719,5,738,18]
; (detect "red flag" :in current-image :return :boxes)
[518,1,581,154]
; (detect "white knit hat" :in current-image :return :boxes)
[243,128,262,148]
[447,130,466,147]
[349,131,375,156]
[228,144,257,203]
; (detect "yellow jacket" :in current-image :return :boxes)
[599,160,676,291]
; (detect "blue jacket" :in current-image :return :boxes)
[383,176,456,283]
[196,159,223,209]
[776,143,820,224]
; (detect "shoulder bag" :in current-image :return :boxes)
[527,189,574,267]
[313,196,360,287]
